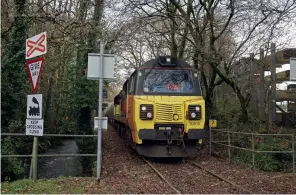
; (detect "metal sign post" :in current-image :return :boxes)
[209,119,217,155]
[97,42,104,181]
[87,42,115,181]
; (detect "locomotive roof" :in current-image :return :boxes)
[139,56,193,69]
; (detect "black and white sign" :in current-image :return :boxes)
[26,119,44,136]
[27,94,42,119]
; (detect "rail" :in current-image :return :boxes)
[210,129,295,173]
[1,133,98,181]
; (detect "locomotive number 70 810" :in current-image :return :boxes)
[189,121,200,126]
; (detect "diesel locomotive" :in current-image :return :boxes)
[105,56,205,157]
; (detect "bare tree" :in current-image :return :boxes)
[111,0,296,122]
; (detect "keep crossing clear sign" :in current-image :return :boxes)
[26,119,44,136]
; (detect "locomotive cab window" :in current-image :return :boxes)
[128,72,137,94]
[143,69,194,93]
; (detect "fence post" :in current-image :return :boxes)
[228,131,231,161]
[32,137,38,181]
[292,135,295,174]
[209,126,212,155]
[252,134,255,167]
[29,159,33,179]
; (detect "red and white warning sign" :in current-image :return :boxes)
[26,32,47,59]
[26,57,44,93]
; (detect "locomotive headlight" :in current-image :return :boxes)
[147,112,152,118]
[188,105,202,120]
[140,104,153,120]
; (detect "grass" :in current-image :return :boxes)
[1,176,94,194]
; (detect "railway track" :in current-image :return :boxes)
[142,157,182,194]
[189,161,254,194]
[143,157,254,194]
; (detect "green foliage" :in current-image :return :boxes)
[255,153,281,172]
[255,137,292,172]
[1,0,105,181]
[1,177,91,194]
[213,95,295,173]
[232,149,253,168]
[212,98,242,128]
[1,0,32,181]
[92,160,97,177]
[1,137,25,181]
[54,40,99,176]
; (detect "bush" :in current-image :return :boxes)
[212,96,295,173]
[1,137,25,181]
[255,136,292,172]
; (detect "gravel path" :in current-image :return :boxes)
[85,126,175,194]
[192,156,296,194]
[84,125,296,194]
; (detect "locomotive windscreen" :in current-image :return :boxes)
[143,69,194,93]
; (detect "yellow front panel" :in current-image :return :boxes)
[155,103,184,122]
[132,95,205,144]
[184,99,205,131]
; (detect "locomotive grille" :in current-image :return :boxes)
[155,103,183,121]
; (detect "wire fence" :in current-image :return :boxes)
[210,129,295,173]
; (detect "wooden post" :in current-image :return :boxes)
[228,132,231,161]
[252,134,255,167]
[292,135,295,174]
[29,158,33,179]
[32,137,38,181]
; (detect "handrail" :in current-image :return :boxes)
[211,129,294,137]
[1,133,97,137]
[1,154,97,158]
[210,129,295,174]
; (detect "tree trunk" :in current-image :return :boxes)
[236,88,249,123]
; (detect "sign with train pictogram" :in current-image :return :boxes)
[27,94,42,119]
[26,57,44,93]
[26,32,47,59]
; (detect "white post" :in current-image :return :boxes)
[97,42,104,181]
